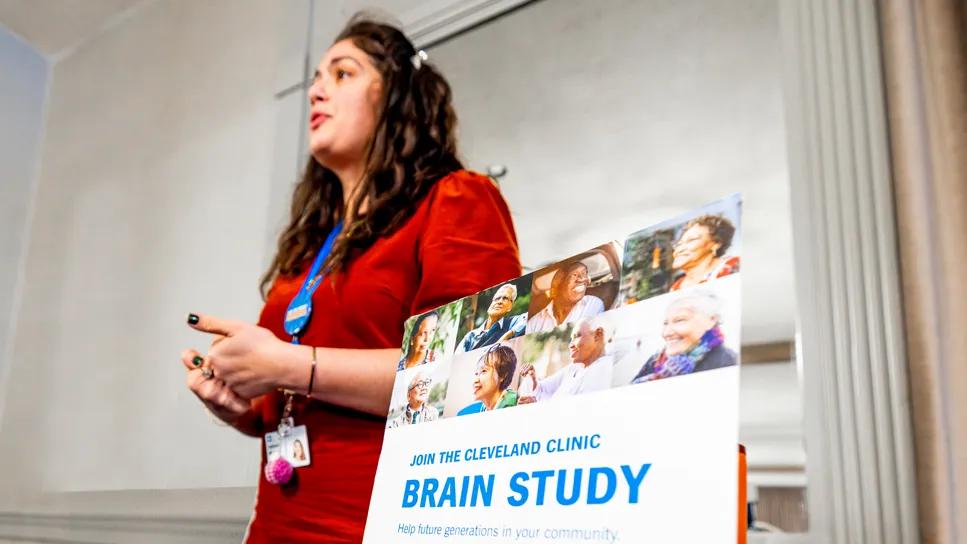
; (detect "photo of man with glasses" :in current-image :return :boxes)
[387,370,438,428]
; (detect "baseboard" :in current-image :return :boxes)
[0,512,247,544]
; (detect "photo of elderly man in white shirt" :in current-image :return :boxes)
[518,315,614,403]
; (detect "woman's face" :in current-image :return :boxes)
[472,358,499,401]
[661,302,716,355]
[293,440,305,459]
[557,264,590,304]
[307,39,384,167]
[672,224,720,270]
[411,315,438,353]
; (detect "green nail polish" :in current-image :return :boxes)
[187,313,199,325]
[192,356,203,366]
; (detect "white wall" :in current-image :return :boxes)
[0,0,312,521]
[0,24,48,427]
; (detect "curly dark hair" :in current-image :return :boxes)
[482,344,518,392]
[682,214,736,257]
[260,16,463,297]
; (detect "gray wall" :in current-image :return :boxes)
[0,25,47,425]
[0,0,309,514]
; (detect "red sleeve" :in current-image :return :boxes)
[411,171,522,315]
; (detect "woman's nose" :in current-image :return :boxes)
[308,79,329,105]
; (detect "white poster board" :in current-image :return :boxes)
[365,195,742,543]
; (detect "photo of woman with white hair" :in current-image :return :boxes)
[631,289,737,383]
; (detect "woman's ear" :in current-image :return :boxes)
[708,315,721,329]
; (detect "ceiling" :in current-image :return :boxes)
[0,0,529,60]
[0,0,148,58]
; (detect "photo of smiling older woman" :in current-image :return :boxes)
[455,276,532,353]
[457,343,520,415]
[619,195,740,304]
[669,214,740,291]
[443,338,525,417]
[631,288,737,383]
[526,242,622,334]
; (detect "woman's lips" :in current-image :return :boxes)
[309,112,329,130]
[665,337,687,352]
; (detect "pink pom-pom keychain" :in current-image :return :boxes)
[265,456,294,485]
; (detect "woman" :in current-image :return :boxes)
[179,17,520,542]
[292,439,307,462]
[670,214,739,291]
[457,344,519,415]
[526,261,604,333]
[397,311,439,370]
[631,291,736,383]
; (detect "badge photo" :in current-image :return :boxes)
[283,425,311,468]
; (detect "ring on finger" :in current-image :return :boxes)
[201,367,214,380]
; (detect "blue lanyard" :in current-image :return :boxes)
[283,223,343,342]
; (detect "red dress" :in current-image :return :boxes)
[244,170,521,543]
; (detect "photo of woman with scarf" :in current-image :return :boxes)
[631,289,737,383]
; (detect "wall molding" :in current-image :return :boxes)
[274,0,536,100]
[779,0,919,542]
[0,512,247,543]
[402,0,536,48]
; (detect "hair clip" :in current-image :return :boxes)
[410,49,428,70]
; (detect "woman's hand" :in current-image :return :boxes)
[187,313,290,399]
[181,348,252,423]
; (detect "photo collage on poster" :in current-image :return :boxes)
[386,194,742,428]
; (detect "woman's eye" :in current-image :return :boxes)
[336,69,351,80]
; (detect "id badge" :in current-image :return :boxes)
[264,431,283,461]
[282,425,311,468]
[264,417,296,461]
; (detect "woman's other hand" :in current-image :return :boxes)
[187,313,289,399]
[181,348,252,423]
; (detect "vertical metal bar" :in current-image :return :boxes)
[295,0,316,178]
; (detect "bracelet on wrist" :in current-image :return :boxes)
[307,346,317,398]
